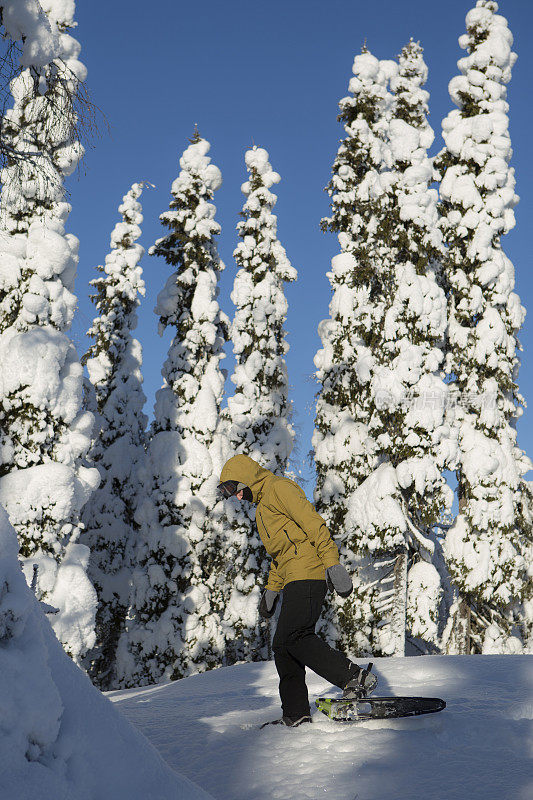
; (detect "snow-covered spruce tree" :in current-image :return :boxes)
[435,1,532,653]
[0,0,99,662]
[313,48,399,657]
[221,146,297,663]
[80,183,149,689]
[315,44,455,658]
[115,134,230,687]
[356,40,455,656]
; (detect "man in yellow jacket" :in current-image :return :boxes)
[218,454,377,727]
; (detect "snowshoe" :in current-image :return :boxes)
[315,695,446,722]
[259,715,312,729]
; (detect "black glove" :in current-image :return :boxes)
[259,589,279,619]
[325,564,353,598]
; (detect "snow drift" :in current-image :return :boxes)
[0,506,213,800]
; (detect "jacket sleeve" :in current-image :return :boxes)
[273,480,340,570]
[266,559,284,592]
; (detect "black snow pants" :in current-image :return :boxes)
[272,579,354,720]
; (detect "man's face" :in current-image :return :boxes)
[235,488,244,500]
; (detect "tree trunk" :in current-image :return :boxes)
[446,597,471,654]
[446,490,471,654]
[391,550,408,657]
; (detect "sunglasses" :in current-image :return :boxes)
[218,480,253,500]
[218,480,240,499]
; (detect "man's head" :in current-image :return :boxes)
[218,454,274,504]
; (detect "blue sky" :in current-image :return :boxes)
[68,0,533,488]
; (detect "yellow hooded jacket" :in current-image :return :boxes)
[219,454,340,592]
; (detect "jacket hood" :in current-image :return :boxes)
[219,455,275,503]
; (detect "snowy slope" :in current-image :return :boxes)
[110,654,532,800]
[0,508,213,800]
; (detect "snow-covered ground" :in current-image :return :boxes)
[1,494,531,800]
[110,653,532,800]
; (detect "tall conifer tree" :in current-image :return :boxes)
[361,41,453,655]
[313,48,398,657]
[81,183,148,688]
[116,134,230,686]
[0,0,99,662]
[315,44,455,657]
[221,146,297,662]
[435,1,531,653]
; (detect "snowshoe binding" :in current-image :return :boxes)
[342,662,378,700]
